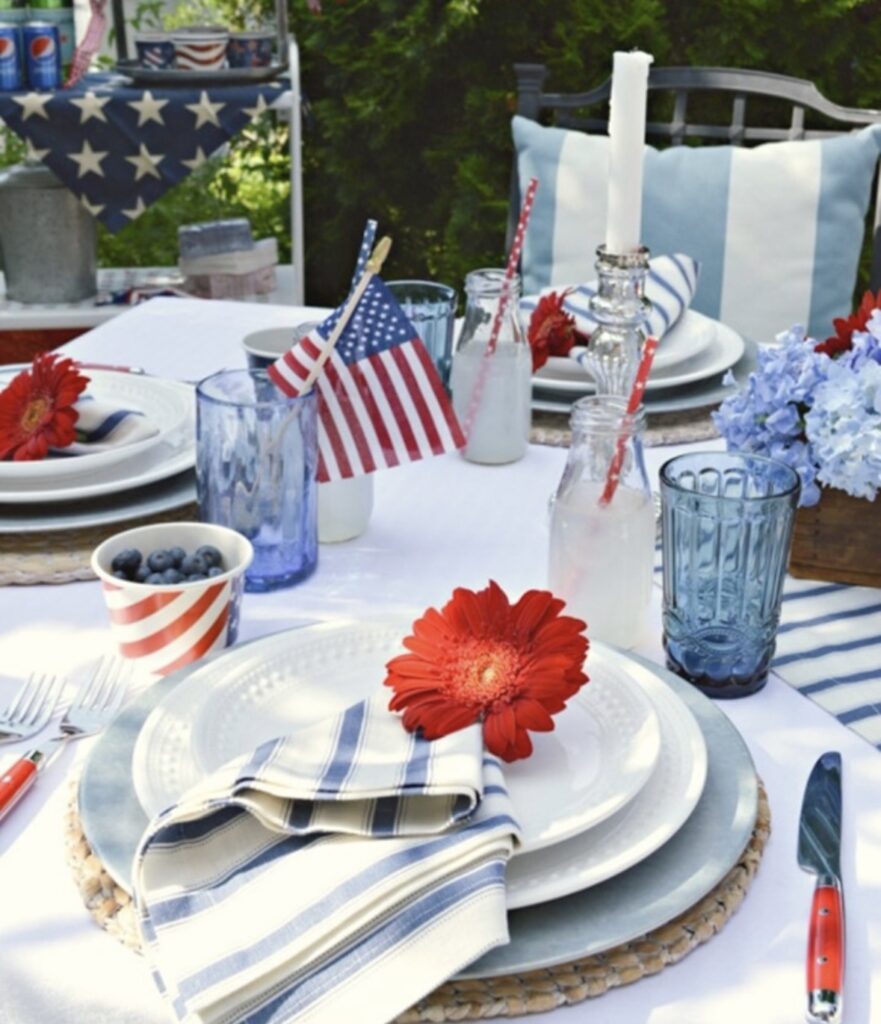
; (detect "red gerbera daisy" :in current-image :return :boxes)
[527,290,589,372]
[0,353,88,461]
[815,288,881,357]
[384,580,589,762]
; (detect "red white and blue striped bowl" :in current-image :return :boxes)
[172,27,228,71]
[92,522,252,677]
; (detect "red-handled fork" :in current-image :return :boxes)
[0,658,131,822]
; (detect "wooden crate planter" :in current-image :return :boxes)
[789,487,881,588]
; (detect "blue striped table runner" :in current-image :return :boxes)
[776,577,881,746]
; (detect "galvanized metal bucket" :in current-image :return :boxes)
[0,161,97,303]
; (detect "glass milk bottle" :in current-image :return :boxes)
[548,396,656,649]
[450,268,532,464]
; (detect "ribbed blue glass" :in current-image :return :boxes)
[660,451,800,697]
[196,370,318,592]
[387,280,457,387]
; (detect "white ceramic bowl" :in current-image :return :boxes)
[92,522,253,676]
[242,323,319,368]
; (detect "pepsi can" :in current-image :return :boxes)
[23,21,60,90]
[0,23,22,91]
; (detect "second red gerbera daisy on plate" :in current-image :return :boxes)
[384,580,589,762]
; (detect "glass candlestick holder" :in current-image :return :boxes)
[582,245,651,396]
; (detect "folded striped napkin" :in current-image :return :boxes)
[134,694,520,1024]
[62,395,158,455]
[521,252,699,343]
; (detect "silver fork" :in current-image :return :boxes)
[0,658,131,822]
[0,672,64,743]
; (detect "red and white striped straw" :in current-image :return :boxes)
[463,177,539,439]
[599,335,659,506]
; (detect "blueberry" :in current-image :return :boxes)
[111,570,129,581]
[187,573,207,581]
[146,572,166,585]
[161,568,184,584]
[196,545,223,569]
[168,546,187,568]
[180,554,207,576]
[134,565,151,583]
[207,566,224,578]
[111,548,142,575]
[147,550,174,573]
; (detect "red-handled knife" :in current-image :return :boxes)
[798,751,844,1023]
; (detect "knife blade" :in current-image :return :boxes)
[797,751,844,1024]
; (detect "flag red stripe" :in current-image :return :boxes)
[347,358,399,469]
[390,344,445,455]
[323,356,377,474]
[316,382,354,479]
[118,583,226,658]
[369,352,421,460]
[409,339,466,448]
[109,589,181,625]
[155,602,231,676]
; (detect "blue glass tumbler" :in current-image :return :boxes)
[387,280,457,386]
[660,451,800,697]
[196,369,318,592]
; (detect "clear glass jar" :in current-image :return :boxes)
[450,268,532,464]
[548,396,655,649]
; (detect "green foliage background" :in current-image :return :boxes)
[31,0,881,304]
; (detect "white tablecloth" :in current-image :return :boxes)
[2,298,880,1024]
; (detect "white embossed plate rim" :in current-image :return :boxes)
[131,620,662,855]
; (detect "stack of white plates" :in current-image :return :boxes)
[527,306,755,414]
[79,621,759,976]
[0,369,197,534]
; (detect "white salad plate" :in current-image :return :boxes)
[0,379,195,505]
[532,310,744,395]
[132,621,663,857]
[506,646,707,908]
[0,370,192,486]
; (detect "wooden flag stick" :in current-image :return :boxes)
[302,237,392,392]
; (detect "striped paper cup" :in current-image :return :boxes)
[92,522,252,677]
[172,27,228,71]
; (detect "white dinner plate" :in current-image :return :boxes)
[0,380,195,504]
[506,647,707,907]
[0,370,191,485]
[132,620,662,856]
[532,310,744,395]
[0,470,196,534]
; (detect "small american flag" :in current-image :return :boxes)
[269,276,465,482]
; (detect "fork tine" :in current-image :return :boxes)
[76,657,112,709]
[100,661,131,714]
[93,658,123,710]
[23,674,64,730]
[2,673,37,721]
[16,673,50,724]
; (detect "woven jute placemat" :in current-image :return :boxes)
[64,779,769,1020]
[0,503,198,586]
[530,407,720,450]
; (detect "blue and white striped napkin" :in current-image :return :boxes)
[521,253,699,344]
[133,694,520,1024]
[63,394,158,455]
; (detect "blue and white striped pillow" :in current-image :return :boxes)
[513,115,881,342]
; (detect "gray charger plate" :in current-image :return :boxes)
[78,635,757,979]
[0,471,196,534]
[532,336,758,416]
[114,60,286,86]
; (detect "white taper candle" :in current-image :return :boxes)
[605,50,653,254]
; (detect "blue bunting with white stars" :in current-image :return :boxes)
[0,73,287,232]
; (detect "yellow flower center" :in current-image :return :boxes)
[445,638,522,706]
[20,396,49,434]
